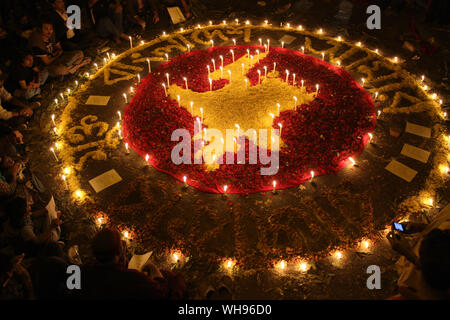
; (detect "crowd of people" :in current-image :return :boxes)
[0,0,449,300]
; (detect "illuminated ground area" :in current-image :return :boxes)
[26,5,450,299]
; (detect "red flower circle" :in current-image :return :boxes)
[123,46,376,193]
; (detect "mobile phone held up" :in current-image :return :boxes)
[393,222,405,232]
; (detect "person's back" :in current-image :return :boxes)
[81,261,169,299]
[79,228,170,299]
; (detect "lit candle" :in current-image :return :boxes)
[129,36,133,48]
[273,62,276,72]
[310,170,315,180]
[106,52,110,60]
[166,73,170,87]
[293,74,296,86]
[285,70,289,83]
[53,127,57,135]
[220,55,223,69]
[259,38,262,46]
[264,44,267,53]
[230,49,234,62]
[264,66,267,77]
[235,123,240,137]
[337,60,341,66]
[316,84,319,94]
[145,154,150,164]
[211,59,216,71]
[94,63,98,69]
[321,52,325,60]
[281,41,284,48]
[394,56,398,63]
[361,78,365,86]
[137,74,141,83]
[228,70,231,82]
[301,46,305,53]
[183,77,188,89]
[207,65,210,77]
[241,63,245,76]
[130,86,134,93]
[123,93,127,103]
[62,174,68,190]
[357,41,361,47]
[183,176,187,187]
[272,180,277,193]
[278,123,282,136]
[368,133,373,143]
[337,35,342,41]
[244,78,248,89]
[125,142,130,154]
[210,40,214,48]
[200,108,204,123]
[187,44,190,52]
[54,98,58,105]
[50,147,59,162]
[349,157,356,166]
[257,70,261,84]
[232,39,236,46]
[140,40,144,45]
[162,83,167,96]
[223,185,228,194]
[375,92,379,100]
[293,96,297,110]
[421,75,425,82]
[147,59,151,72]
[117,111,122,120]
[267,39,270,52]
[209,78,212,91]
[277,103,280,116]
[104,57,107,65]
[51,114,56,126]
[165,53,169,61]
[301,79,304,87]
[177,95,180,107]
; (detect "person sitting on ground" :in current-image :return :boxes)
[126,0,155,31]
[48,0,95,51]
[88,0,130,44]
[0,253,34,300]
[27,241,70,300]
[6,53,48,101]
[149,0,192,29]
[0,127,26,160]
[0,197,61,256]
[0,152,21,200]
[387,205,450,299]
[79,228,186,299]
[0,70,36,128]
[28,21,91,78]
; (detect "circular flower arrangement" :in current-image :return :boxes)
[123,45,376,194]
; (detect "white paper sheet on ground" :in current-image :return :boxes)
[167,6,186,24]
[405,122,431,138]
[88,169,122,193]
[128,252,153,271]
[45,196,58,220]
[279,34,296,45]
[85,95,110,106]
[385,160,418,182]
[401,144,430,163]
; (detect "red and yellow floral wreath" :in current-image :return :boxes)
[123,45,376,193]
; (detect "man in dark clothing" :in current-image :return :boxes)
[48,0,95,51]
[126,0,154,30]
[80,228,186,299]
[6,53,48,101]
[88,0,129,43]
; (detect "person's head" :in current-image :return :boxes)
[21,53,33,68]
[51,0,66,12]
[91,228,124,264]
[419,228,450,292]
[5,197,30,229]
[40,21,54,39]
[0,153,14,169]
[0,69,7,87]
